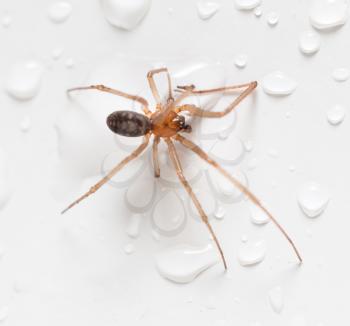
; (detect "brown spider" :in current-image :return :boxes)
[61,67,302,269]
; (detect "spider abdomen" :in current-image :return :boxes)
[107,110,151,137]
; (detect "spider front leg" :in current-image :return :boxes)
[147,68,174,107]
[67,84,151,116]
[165,138,227,270]
[61,135,150,214]
[175,81,257,118]
[174,134,302,264]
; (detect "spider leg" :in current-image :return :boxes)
[164,137,227,270]
[175,81,257,118]
[61,135,150,214]
[147,68,174,107]
[174,134,302,264]
[67,84,151,116]
[152,136,161,178]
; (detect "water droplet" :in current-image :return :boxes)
[126,213,142,238]
[52,47,64,60]
[19,116,31,133]
[155,244,219,283]
[5,61,43,101]
[197,1,220,20]
[262,71,297,96]
[254,6,262,17]
[332,67,350,82]
[267,12,279,26]
[234,54,248,68]
[101,0,151,30]
[1,14,12,28]
[124,243,135,255]
[152,191,186,236]
[249,205,269,225]
[299,30,321,55]
[48,2,72,23]
[244,140,254,152]
[0,306,9,322]
[297,182,330,218]
[235,0,261,10]
[327,104,346,125]
[309,0,348,30]
[268,286,284,313]
[238,240,266,266]
[65,57,75,69]
[214,206,226,220]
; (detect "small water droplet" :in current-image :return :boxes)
[238,240,266,266]
[155,244,219,283]
[51,47,64,60]
[197,1,220,20]
[299,30,321,55]
[214,206,226,220]
[267,11,279,26]
[309,0,348,30]
[254,6,262,17]
[48,2,72,23]
[327,104,346,125]
[332,68,350,82]
[235,0,261,10]
[65,57,75,69]
[262,71,297,96]
[19,116,31,133]
[123,243,135,255]
[5,61,43,101]
[101,0,151,30]
[1,14,12,28]
[0,306,9,322]
[126,213,142,238]
[297,182,330,218]
[249,205,269,225]
[268,286,284,313]
[234,54,248,68]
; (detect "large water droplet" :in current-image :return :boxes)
[332,67,350,82]
[309,0,349,30]
[238,240,266,266]
[327,104,346,125]
[5,61,43,101]
[235,0,261,10]
[101,0,151,30]
[197,1,220,20]
[249,205,269,225]
[297,182,330,218]
[48,2,72,23]
[299,30,321,55]
[262,71,297,96]
[268,286,284,313]
[155,244,219,283]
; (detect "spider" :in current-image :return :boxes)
[61,67,302,269]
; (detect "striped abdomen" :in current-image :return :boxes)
[106,111,151,137]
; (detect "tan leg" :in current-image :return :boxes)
[61,135,150,214]
[67,84,151,116]
[174,134,302,264]
[175,81,257,118]
[152,136,161,178]
[164,138,227,270]
[147,68,174,107]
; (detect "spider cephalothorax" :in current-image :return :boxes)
[62,68,302,270]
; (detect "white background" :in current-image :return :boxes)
[0,0,349,325]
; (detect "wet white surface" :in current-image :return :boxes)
[0,0,349,325]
